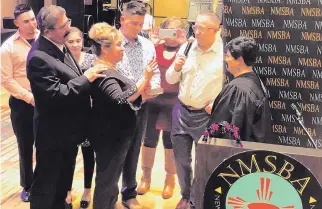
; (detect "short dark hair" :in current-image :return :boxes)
[122,1,147,16]
[225,36,257,66]
[14,4,32,19]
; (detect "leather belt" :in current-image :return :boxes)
[180,102,203,111]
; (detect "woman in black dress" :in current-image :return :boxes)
[87,22,157,209]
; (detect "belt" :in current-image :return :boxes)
[180,102,203,111]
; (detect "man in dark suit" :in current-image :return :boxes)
[26,5,106,209]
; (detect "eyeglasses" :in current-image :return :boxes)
[130,21,144,27]
[50,18,72,30]
[192,25,216,33]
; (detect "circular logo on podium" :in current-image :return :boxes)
[203,150,322,209]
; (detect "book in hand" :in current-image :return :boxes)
[147,87,164,96]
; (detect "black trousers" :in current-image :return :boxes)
[121,103,148,201]
[81,145,95,189]
[9,96,34,190]
[30,146,78,209]
[93,128,135,209]
[67,145,95,191]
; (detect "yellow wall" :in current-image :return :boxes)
[0,0,55,28]
[152,0,217,27]
[1,0,22,28]
[152,0,189,26]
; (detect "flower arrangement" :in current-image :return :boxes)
[203,121,243,148]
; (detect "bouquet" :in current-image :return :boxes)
[203,121,243,148]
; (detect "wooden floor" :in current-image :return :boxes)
[0,91,192,209]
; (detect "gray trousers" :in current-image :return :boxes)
[171,102,210,203]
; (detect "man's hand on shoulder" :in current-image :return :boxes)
[84,64,107,83]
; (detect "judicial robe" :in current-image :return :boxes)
[208,72,274,143]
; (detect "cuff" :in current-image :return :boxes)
[24,92,34,104]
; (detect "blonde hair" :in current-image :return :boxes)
[88,22,122,56]
[160,17,185,29]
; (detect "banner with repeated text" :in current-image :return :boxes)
[222,0,322,148]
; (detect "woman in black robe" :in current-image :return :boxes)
[207,36,274,143]
[87,22,156,209]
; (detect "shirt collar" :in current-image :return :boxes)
[13,29,40,43]
[192,35,223,54]
[43,35,65,52]
[121,32,142,46]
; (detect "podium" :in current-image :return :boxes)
[194,138,322,209]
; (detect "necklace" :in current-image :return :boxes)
[163,44,180,52]
[96,58,117,70]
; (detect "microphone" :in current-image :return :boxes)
[290,103,318,149]
[291,103,302,117]
[183,37,195,57]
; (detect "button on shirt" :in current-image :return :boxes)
[166,38,223,109]
[1,30,39,104]
[117,35,160,89]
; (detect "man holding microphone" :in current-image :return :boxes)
[166,12,223,209]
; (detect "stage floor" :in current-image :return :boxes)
[0,104,195,209]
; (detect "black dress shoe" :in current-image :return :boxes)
[80,200,90,209]
[65,201,73,209]
[20,189,30,202]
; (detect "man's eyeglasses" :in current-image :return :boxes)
[50,18,72,30]
[192,25,216,33]
[130,21,144,27]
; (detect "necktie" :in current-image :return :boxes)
[63,46,67,54]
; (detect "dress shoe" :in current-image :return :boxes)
[175,198,190,209]
[20,189,30,202]
[122,198,144,209]
[80,200,90,209]
[65,201,73,209]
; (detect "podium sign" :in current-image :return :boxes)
[194,138,322,209]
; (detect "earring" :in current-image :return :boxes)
[103,53,108,60]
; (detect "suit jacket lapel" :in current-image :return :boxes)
[65,47,83,75]
[38,36,82,76]
[64,52,79,74]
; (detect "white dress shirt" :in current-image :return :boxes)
[166,38,223,109]
[44,36,64,52]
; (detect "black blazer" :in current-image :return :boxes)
[27,35,91,150]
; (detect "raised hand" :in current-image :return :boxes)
[144,57,158,80]
[174,54,186,72]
